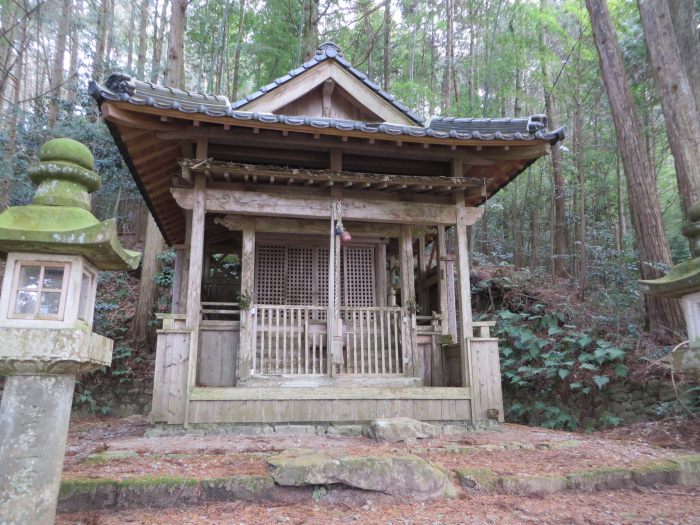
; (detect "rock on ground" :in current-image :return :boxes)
[267,448,456,500]
[363,417,440,443]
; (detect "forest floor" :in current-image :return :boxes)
[57,416,700,525]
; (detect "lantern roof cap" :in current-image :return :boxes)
[0,138,141,270]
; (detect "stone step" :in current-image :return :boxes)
[57,454,700,513]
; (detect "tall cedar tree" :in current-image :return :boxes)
[637,0,700,215]
[585,0,684,333]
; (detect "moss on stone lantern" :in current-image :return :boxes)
[0,137,141,271]
[640,202,700,374]
[0,138,142,524]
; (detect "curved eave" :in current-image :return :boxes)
[0,219,142,271]
[639,259,700,299]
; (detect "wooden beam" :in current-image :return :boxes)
[172,187,485,225]
[102,103,183,131]
[182,159,483,189]
[214,215,401,237]
[238,217,255,380]
[189,386,471,401]
[329,149,342,171]
[155,128,500,166]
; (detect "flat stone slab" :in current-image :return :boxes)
[267,448,457,500]
[363,417,441,442]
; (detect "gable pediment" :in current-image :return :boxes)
[235,45,420,126]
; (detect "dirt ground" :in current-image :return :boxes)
[59,416,700,524]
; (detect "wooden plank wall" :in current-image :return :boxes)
[416,334,442,386]
[443,344,462,387]
[197,327,239,387]
[470,338,505,422]
[188,398,471,424]
[151,330,192,424]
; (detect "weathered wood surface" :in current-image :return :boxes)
[171,187,485,225]
[190,385,470,401]
[215,215,401,237]
[238,375,421,389]
[187,398,472,424]
[443,343,462,388]
[180,159,483,190]
[150,330,192,424]
[470,338,504,422]
[237,61,416,126]
[197,327,239,387]
[399,224,416,376]
[237,217,255,380]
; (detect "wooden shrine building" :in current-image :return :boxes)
[90,43,564,427]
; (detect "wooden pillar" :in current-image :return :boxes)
[238,217,256,380]
[185,175,206,328]
[329,187,343,373]
[454,189,477,417]
[417,236,428,315]
[171,247,184,314]
[437,226,457,340]
[375,243,387,307]
[183,173,206,427]
[400,223,416,376]
[177,211,192,314]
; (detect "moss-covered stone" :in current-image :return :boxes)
[499,474,568,494]
[82,450,139,464]
[0,137,140,270]
[58,477,118,498]
[268,449,456,500]
[566,466,634,491]
[454,467,496,490]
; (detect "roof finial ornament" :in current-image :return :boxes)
[317,42,342,58]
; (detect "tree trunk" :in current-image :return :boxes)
[539,0,567,277]
[164,0,186,88]
[137,0,149,79]
[530,166,543,270]
[574,80,586,301]
[585,0,684,333]
[94,0,109,79]
[668,0,700,113]
[48,0,71,128]
[440,0,454,112]
[133,215,164,343]
[302,0,320,61]
[638,0,700,215]
[383,0,391,90]
[66,0,81,112]
[151,0,169,83]
[231,0,246,99]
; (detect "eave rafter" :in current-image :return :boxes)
[179,159,486,195]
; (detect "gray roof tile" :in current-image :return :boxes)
[88,73,566,145]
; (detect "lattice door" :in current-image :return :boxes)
[255,245,286,304]
[342,247,375,307]
[287,247,314,304]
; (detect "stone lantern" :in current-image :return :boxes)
[640,202,700,376]
[0,138,141,524]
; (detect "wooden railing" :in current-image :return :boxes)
[251,305,405,376]
[340,307,403,375]
[252,305,327,375]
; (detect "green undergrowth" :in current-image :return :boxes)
[472,269,699,431]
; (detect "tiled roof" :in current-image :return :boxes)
[231,42,424,124]
[89,73,565,144]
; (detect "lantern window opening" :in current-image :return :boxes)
[9,261,70,321]
[77,270,96,323]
